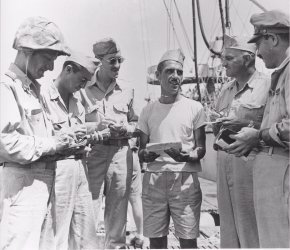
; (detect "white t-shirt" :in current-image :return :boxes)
[138,95,206,172]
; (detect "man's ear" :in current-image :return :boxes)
[270,33,279,47]
[65,64,73,74]
[242,54,251,67]
[155,70,161,81]
[265,33,279,47]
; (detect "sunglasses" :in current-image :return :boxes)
[104,57,125,65]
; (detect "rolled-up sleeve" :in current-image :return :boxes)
[0,83,56,164]
[137,106,149,135]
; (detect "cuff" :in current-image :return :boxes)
[125,124,136,134]
[35,137,56,156]
[269,124,285,147]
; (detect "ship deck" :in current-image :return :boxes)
[96,178,220,249]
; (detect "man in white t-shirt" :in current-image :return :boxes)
[138,49,206,249]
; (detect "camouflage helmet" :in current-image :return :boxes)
[13,16,70,56]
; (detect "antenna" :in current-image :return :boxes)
[192,0,201,102]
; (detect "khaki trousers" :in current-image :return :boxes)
[217,150,259,248]
[253,151,289,248]
[87,144,133,249]
[0,165,54,250]
[44,159,97,250]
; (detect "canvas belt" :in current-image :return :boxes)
[3,161,56,170]
[101,138,129,147]
[259,146,289,157]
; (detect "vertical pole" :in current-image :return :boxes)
[225,0,231,29]
[192,0,201,102]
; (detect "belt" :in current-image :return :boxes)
[101,138,129,147]
[259,146,289,157]
[3,161,56,170]
[58,155,84,161]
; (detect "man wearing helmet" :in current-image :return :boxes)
[0,16,72,249]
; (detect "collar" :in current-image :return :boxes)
[224,79,239,91]
[47,81,80,113]
[88,67,122,95]
[48,81,61,100]
[224,70,258,91]
[243,70,257,89]
[7,63,41,93]
[274,47,290,72]
[48,81,79,104]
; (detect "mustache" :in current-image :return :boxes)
[168,76,181,84]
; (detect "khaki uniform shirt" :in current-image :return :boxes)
[215,79,239,115]
[260,49,290,148]
[41,81,85,130]
[216,71,270,122]
[80,69,137,138]
[0,64,55,165]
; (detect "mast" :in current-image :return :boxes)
[225,0,231,30]
[191,0,201,102]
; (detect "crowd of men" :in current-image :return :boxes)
[0,8,289,250]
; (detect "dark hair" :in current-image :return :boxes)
[62,61,84,72]
[157,61,166,73]
[278,33,290,43]
[31,49,59,57]
[264,33,289,43]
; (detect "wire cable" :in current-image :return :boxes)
[173,0,195,61]
[163,0,184,51]
[196,0,224,56]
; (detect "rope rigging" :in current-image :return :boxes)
[196,0,225,56]
[173,0,195,62]
[162,0,184,51]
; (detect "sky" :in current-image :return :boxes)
[1,0,289,112]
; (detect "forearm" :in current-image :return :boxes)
[85,122,99,134]
[259,127,287,147]
[0,132,56,164]
[187,146,206,162]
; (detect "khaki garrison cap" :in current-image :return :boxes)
[158,49,185,66]
[93,37,120,59]
[224,35,257,54]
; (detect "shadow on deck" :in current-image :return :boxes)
[96,178,220,249]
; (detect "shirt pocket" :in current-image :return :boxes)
[69,105,85,127]
[237,105,265,123]
[84,102,104,122]
[84,101,103,114]
[112,103,129,124]
[24,108,47,136]
[52,119,67,131]
[113,103,128,114]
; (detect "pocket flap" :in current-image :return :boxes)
[113,103,128,113]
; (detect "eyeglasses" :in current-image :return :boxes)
[104,57,125,65]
